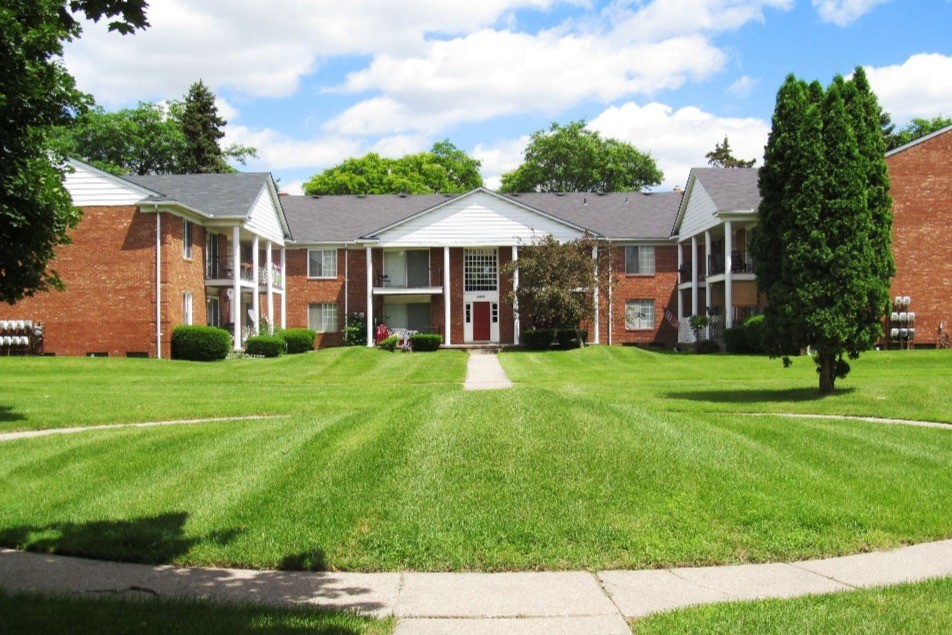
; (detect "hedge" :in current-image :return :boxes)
[378,335,399,352]
[695,339,721,354]
[555,328,587,350]
[279,328,316,354]
[725,315,766,354]
[409,334,442,351]
[522,329,554,350]
[245,335,285,357]
[171,326,232,361]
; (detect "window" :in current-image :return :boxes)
[625,299,655,330]
[464,248,498,292]
[625,246,655,275]
[183,220,193,259]
[308,303,338,333]
[205,233,219,277]
[183,292,193,326]
[491,303,499,323]
[206,297,220,327]
[307,249,338,278]
[384,250,429,287]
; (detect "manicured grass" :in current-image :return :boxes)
[0,589,393,635]
[632,577,952,634]
[0,347,949,571]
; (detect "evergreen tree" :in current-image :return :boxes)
[179,80,228,173]
[752,72,893,394]
[705,135,756,168]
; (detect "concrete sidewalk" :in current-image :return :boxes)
[2,540,950,634]
[463,350,512,391]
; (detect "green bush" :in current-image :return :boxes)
[724,315,766,355]
[522,329,554,350]
[724,326,749,353]
[245,335,285,357]
[695,339,721,354]
[279,328,316,354]
[555,328,588,350]
[409,334,442,351]
[378,335,399,352]
[171,326,232,361]
[344,313,367,346]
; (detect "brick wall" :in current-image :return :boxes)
[161,215,207,357]
[607,245,679,346]
[885,130,952,347]
[283,247,347,347]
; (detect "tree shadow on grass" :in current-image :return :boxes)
[665,386,856,405]
[0,514,386,618]
[0,404,26,423]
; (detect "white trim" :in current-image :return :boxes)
[443,247,451,345]
[280,247,287,329]
[307,248,338,279]
[66,158,160,198]
[155,212,162,359]
[252,235,260,335]
[232,226,241,350]
[724,220,733,329]
[365,247,374,347]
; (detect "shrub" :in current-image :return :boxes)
[522,328,554,350]
[245,335,285,357]
[378,335,399,352]
[344,313,367,346]
[409,334,442,352]
[171,325,232,361]
[555,328,588,350]
[695,339,721,354]
[743,314,766,354]
[279,328,316,354]
[724,326,749,354]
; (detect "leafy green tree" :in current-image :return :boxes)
[1,0,148,305]
[885,115,952,150]
[752,71,893,394]
[47,103,186,175]
[499,120,662,193]
[705,135,756,168]
[303,140,482,195]
[178,80,255,173]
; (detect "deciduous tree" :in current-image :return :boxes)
[1,0,148,305]
[884,115,952,150]
[705,135,756,168]
[499,121,662,193]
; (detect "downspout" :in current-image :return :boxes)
[344,244,349,319]
[155,208,162,358]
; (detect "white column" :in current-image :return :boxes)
[366,247,374,346]
[676,241,684,323]
[251,234,260,335]
[280,247,287,329]
[232,226,241,349]
[266,241,274,333]
[704,230,712,341]
[443,246,452,345]
[690,236,698,317]
[592,246,600,345]
[511,245,519,345]
[725,221,734,329]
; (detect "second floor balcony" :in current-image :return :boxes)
[376,266,443,290]
[708,250,756,276]
[206,256,284,289]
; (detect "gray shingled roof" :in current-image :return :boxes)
[691,167,761,211]
[282,189,682,243]
[124,173,273,218]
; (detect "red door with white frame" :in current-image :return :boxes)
[473,302,491,341]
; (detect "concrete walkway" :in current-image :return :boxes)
[463,350,512,391]
[2,540,950,633]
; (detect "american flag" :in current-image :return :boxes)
[663,306,679,330]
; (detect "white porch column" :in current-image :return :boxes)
[676,241,684,323]
[724,221,734,329]
[280,247,287,329]
[511,245,519,345]
[704,229,712,339]
[251,234,260,335]
[443,246,451,345]
[592,246,600,344]
[266,241,274,333]
[690,236,699,317]
[366,247,374,346]
[232,226,241,349]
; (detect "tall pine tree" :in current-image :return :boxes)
[179,80,227,173]
[752,71,893,394]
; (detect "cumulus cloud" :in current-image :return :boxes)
[812,0,891,26]
[222,126,363,172]
[864,53,952,122]
[727,75,757,99]
[590,102,769,189]
[473,136,532,189]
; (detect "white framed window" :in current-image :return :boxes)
[183,220,193,259]
[625,299,655,330]
[464,248,498,292]
[625,246,655,275]
[491,303,499,323]
[307,249,338,278]
[183,292,193,325]
[308,303,338,333]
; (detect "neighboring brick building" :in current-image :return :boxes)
[884,125,952,348]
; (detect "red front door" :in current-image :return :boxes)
[473,302,491,341]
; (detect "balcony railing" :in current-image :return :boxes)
[206,257,283,288]
[377,267,442,289]
[708,250,756,276]
[678,264,705,284]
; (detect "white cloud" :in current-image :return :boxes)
[812,0,891,26]
[473,136,532,189]
[590,102,769,189]
[603,0,793,42]
[864,53,952,122]
[727,75,757,99]
[223,126,363,172]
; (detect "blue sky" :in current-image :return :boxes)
[63,0,952,193]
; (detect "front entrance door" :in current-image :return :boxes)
[473,301,491,341]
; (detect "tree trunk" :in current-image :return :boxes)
[818,352,836,395]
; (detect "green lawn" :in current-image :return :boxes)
[632,577,952,634]
[0,589,393,635]
[0,347,949,571]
